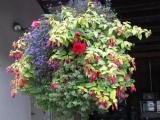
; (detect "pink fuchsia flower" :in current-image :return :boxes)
[116,88,121,98]
[15,53,23,59]
[89,90,96,97]
[47,41,55,48]
[72,41,86,55]
[9,53,23,59]
[128,71,133,77]
[51,45,55,49]
[106,39,117,47]
[113,60,122,70]
[12,41,17,49]
[121,94,129,99]
[95,97,99,102]
[63,57,72,65]
[6,66,14,73]
[20,79,27,88]
[51,83,58,89]
[95,55,100,62]
[102,101,108,107]
[110,75,117,84]
[83,66,90,75]
[116,28,124,35]
[85,58,91,64]
[112,104,118,111]
[11,91,17,98]
[31,20,41,29]
[124,76,128,81]
[75,32,81,38]
[130,59,136,69]
[130,85,136,93]
[57,41,60,47]
[89,71,99,83]
[47,41,51,47]
[97,100,108,108]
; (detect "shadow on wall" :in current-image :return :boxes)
[0,0,43,120]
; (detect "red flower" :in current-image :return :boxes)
[130,59,136,69]
[15,53,23,59]
[51,83,57,89]
[89,71,99,83]
[51,45,55,49]
[112,104,118,111]
[102,101,108,107]
[116,28,124,35]
[95,55,100,62]
[113,60,120,70]
[96,97,99,102]
[128,71,132,77]
[116,89,121,98]
[64,57,72,65]
[89,90,95,97]
[20,79,27,87]
[112,105,115,111]
[130,85,136,93]
[106,39,117,46]
[12,41,17,49]
[111,75,117,84]
[83,66,90,74]
[10,53,23,59]
[47,41,51,47]
[57,41,60,47]
[85,58,91,64]
[72,41,86,55]
[11,92,17,98]
[124,76,127,81]
[31,20,41,29]
[75,32,81,38]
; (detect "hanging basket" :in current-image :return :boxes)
[7,1,151,119]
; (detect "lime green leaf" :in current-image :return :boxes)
[110,90,116,100]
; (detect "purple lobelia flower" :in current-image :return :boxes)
[47,60,60,69]
[23,18,54,81]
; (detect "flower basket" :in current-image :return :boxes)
[7,1,151,120]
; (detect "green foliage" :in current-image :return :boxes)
[8,2,151,119]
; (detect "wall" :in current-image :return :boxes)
[0,0,43,120]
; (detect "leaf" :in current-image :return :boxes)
[118,76,124,81]
[23,72,32,78]
[99,66,107,71]
[93,31,98,38]
[85,82,96,88]
[83,93,89,99]
[145,30,152,38]
[110,90,116,100]
[103,24,108,29]
[113,99,118,103]
[24,64,31,69]
[106,101,112,109]
[121,42,125,49]
[137,34,142,40]
[108,28,113,35]
[72,101,78,106]
[132,29,137,35]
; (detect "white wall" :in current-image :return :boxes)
[0,0,43,120]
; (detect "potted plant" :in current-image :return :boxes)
[7,1,151,120]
